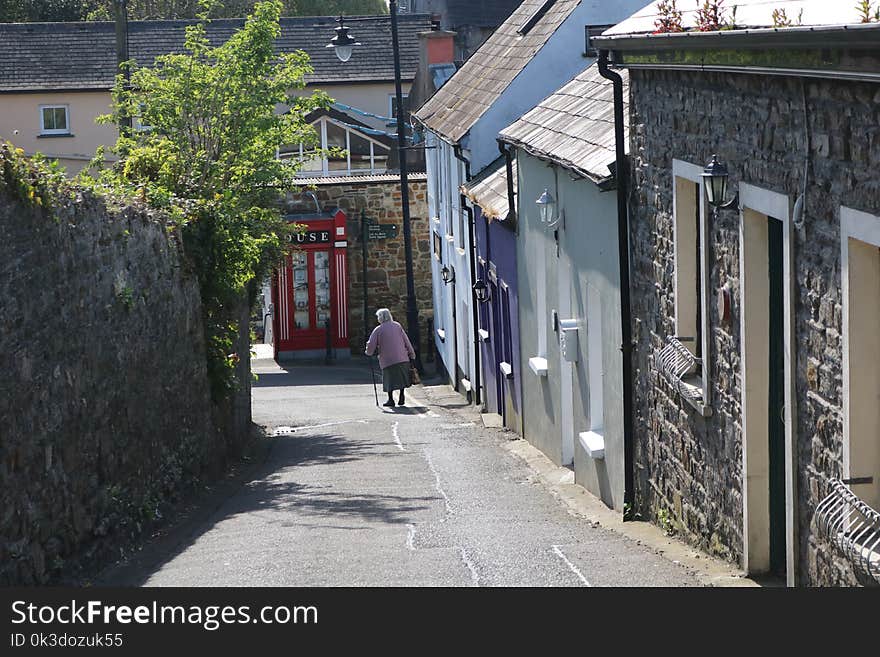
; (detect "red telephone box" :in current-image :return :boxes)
[272,208,350,360]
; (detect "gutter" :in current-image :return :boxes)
[597,50,635,519]
[592,21,880,51]
[453,143,481,407]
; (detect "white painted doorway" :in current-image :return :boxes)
[738,183,796,585]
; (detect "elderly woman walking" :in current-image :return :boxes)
[366,308,416,407]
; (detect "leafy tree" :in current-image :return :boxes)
[88,0,330,398]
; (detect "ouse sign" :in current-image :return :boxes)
[288,230,332,244]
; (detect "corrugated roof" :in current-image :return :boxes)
[604,0,874,36]
[461,157,516,221]
[498,64,626,184]
[0,14,433,93]
[413,0,582,143]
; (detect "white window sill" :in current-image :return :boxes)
[456,247,467,257]
[578,430,605,460]
[460,378,472,392]
[445,234,455,242]
[528,356,548,377]
[432,216,441,225]
[678,376,712,417]
[436,328,446,342]
[499,361,513,379]
[478,329,489,342]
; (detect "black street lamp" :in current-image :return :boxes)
[326,15,360,62]
[328,6,422,372]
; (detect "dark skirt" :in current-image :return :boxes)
[382,361,411,392]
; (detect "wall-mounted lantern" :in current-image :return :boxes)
[473,279,490,303]
[702,154,739,210]
[440,264,455,285]
[326,15,360,62]
[535,188,556,224]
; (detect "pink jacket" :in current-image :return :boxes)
[365,320,415,369]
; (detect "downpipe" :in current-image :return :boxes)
[598,50,636,518]
[453,144,481,406]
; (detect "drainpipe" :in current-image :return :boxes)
[462,197,482,407]
[498,139,517,225]
[598,50,635,517]
[453,144,480,406]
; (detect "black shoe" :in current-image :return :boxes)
[383,399,395,408]
[397,395,405,406]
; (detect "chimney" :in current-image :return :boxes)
[414,26,456,105]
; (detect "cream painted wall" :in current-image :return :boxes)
[0,81,408,174]
[0,91,117,173]
[290,81,409,132]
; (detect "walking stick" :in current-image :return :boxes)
[369,357,379,406]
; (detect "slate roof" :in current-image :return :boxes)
[0,14,433,93]
[461,156,516,221]
[498,64,627,184]
[413,0,582,143]
[442,1,523,29]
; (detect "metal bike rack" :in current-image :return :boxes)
[814,478,880,585]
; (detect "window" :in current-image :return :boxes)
[39,105,69,135]
[133,104,152,132]
[841,206,880,511]
[389,94,410,123]
[281,116,390,177]
[671,160,710,406]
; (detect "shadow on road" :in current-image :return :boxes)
[95,423,433,586]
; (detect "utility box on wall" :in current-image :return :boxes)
[558,318,579,363]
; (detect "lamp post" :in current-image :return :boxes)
[328,7,422,372]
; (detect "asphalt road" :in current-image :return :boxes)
[108,356,701,587]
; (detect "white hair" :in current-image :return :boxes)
[376,308,393,323]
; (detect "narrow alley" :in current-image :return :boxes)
[95,353,745,587]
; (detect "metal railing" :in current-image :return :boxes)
[656,335,703,402]
[814,478,880,585]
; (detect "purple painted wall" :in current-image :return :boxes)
[474,206,522,434]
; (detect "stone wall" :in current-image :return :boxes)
[0,177,228,585]
[310,178,433,358]
[628,68,880,585]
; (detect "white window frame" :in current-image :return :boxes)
[841,205,880,513]
[389,93,409,122]
[287,116,390,177]
[671,159,711,412]
[39,104,70,135]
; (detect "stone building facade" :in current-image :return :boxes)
[304,175,433,359]
[625,65,880,586]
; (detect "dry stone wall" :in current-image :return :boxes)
[0,180,227,585]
